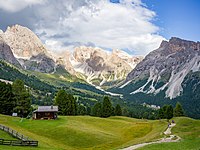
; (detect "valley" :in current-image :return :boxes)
[0,1,200,149]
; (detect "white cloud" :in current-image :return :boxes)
[0,0,46,12]
[0,0,165,55]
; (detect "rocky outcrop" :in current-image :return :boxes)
[18,53,56,73]
[0,34,20,67]
[69,46,143,86]
[124,37,200,99]
[4,24,47,59]
[2,25,57,73]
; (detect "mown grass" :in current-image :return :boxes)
[0,115,167,150]
[0,130,16,140]
[139,117,200,150]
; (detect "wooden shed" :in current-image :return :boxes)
[32,106,58,120]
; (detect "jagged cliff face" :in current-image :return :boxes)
[18,53,56,73]
[4,24,47,59]
[69,46,143,86]
[122,37,200,99]
[0,33,20,66]
[1,25,57,73]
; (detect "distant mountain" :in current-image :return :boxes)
[0,24,57,73]
[124,37,200,98]
[4,24,47,59]
[109,37,200,118]
[0,24,142,86]
[69,46,143,86]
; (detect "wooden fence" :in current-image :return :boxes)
[0,124,38,146]
[0,139,38,146]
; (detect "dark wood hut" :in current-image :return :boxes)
[32,106,58,120]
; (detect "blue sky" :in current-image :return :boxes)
[143,0,200,41]
[0,0,199,55]
[110,0,200,41]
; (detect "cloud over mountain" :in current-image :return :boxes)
[0,0,164,55]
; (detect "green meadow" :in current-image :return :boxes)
[0,115,199,150]
[0,115,166,150]
[139,117,200,150]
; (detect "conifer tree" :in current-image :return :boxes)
[102,96,112,118]
[0,82,15,115]
[158,107,164,119]
[115,104,122,116]
[174,102,184,117]
[54,90,77,115]
[165,105,174,119]
[92,102,102,117]
[12,79,31,117]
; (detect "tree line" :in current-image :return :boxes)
[158,102,184,119]
[54,90,122,117]
[91,96,122,117]
[55,89,184,119]
[0,79,31,117]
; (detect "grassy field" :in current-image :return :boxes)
[0,130,16,140]
[0,115,167,150]
[139,117,200,150]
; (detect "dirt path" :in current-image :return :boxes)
[121,123,181,150]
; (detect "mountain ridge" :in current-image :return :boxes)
[0,24,143,87]
[122,37,200,98]
[107,37,200,118]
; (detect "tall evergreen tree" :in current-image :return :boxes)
[55,89,68,115]
[54,90,77,115]
[115,104,122,116]
[158,108,164,119]
[92,102,102,117]
[162,105,168,119]
[102,96,112,118]
[174,102,184,117]
[12,79,31,117]
[0,82,15,115]
[165,105,174,119]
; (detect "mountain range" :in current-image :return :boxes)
[0,24,200,118]
[0,24,142,88]
[109,37,200,118]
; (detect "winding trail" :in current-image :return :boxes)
[121,123,181,150]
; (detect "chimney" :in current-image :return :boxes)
[51,105,53,109]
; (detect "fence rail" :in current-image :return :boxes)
[0,124,38,146]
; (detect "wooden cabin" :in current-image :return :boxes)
[32,106,58,120]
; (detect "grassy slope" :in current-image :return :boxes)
[139,117,200,150]
[0,130,16,140]
[0,115,167,150]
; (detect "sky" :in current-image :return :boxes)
[0,0,199,55]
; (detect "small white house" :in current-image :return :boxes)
[12,113,18,117]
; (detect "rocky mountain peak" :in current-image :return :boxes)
[124,37,200,99]
[4,24,47,59]
[159,40,168,48]
[73,46,95,62]
[69,46,143,86]
[0,25,143,87]
[159,37,200,53]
